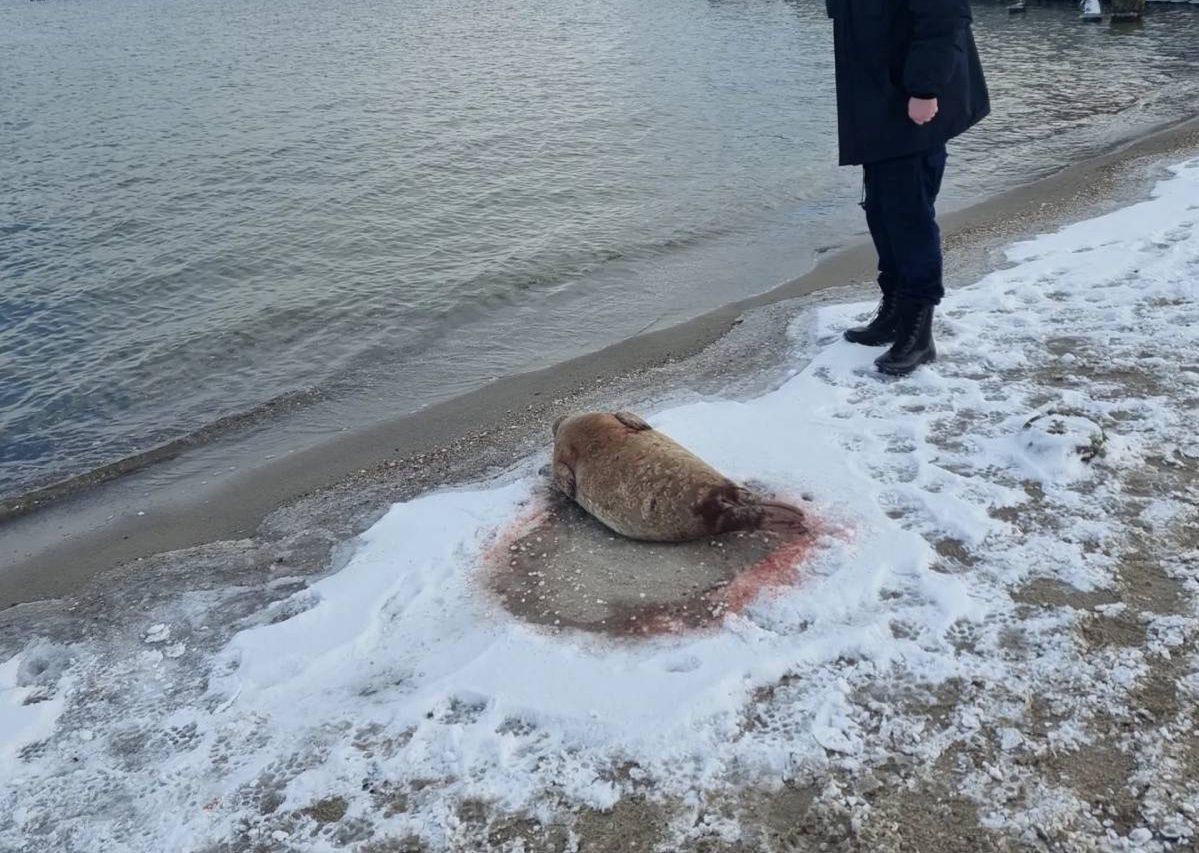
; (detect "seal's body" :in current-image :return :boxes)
[550,411,806,542]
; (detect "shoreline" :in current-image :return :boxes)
[2,112,1198,606]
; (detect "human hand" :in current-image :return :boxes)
[908,97,939,125]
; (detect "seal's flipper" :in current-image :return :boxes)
[614,411,651,431]
[705,490,806,537]
[552,462,576,498]
[756,501,807,536]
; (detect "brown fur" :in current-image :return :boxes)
[550,412,806,542]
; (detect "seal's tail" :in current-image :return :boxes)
[756,500,807,536]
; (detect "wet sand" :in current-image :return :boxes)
[485,490,816,636]
[1,113,1197,606]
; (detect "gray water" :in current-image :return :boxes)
[2,0,1198,502]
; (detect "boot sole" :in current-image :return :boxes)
[842,330,897,346]
[876,350,936,377]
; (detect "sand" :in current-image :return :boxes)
[486,491,815,636]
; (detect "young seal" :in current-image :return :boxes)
[550,411,806,542]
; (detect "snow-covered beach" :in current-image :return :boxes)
[3,149,1199,850]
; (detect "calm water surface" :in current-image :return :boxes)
[2,0,1198,500]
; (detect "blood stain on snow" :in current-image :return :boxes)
[714,533,820,614]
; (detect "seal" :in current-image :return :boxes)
[550,411,806,542]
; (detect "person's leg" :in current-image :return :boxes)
[863,166,901,294]
[910,143,946,302]
[843,165,903,345]
[876,144,945,304]
[872,144,946,374]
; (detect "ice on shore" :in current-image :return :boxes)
[0,159,1197,850]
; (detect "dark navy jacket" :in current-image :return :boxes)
[827,0,990,165]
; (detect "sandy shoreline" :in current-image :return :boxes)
[2,112,1198,606]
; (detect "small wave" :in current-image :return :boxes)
[0,387,321,523]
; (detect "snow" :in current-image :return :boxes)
[0,649,67,773]
[143,623,171,644]
[1,157,1197,850]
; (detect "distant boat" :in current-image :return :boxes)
[1081,0,1104,21]
[1110,0,1146,21]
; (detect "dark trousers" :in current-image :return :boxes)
[861,143,947,304]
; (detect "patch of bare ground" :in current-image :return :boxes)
[857,786,1008,853]
[1076,609,1149,649]
[301,796,348,825]
[934,537,979,570]
[686,745,1007,853]
[481,815,572,853]
[573,798,668,853]
[1044,743,1141,834]
[443,799,577,853]
[1011,578,1119,611]
[1119,545,1189,618]
[485,490,813,636]
[681,782,834,852]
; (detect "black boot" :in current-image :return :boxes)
[843,290,900,346]
[875,299,936,376]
